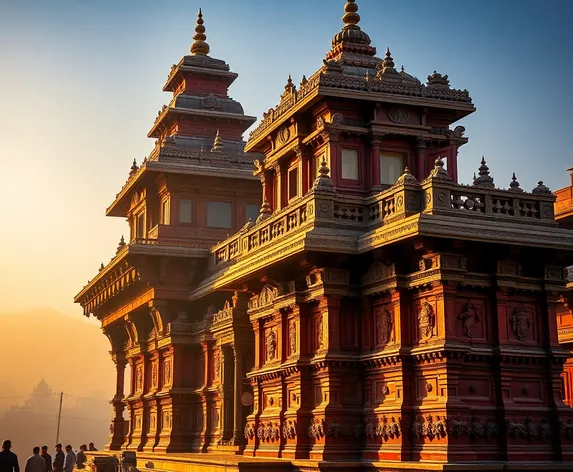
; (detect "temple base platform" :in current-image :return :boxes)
[84,452,573,472]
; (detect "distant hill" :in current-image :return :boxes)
[0,308,115,399]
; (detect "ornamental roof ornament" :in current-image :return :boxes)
[256,198,272,224]
[532,181,553,196]
[508,173,524,193]
[281,75,297,101]
[395,167,421,187]
[211,129,224,152]
[331,0,372,48]
[116,235,126,254]
[312,156,335,193]
[473,157,495,189]
[427,71,450,89]
[190,8,210,56]
[129,159,139,178]
[426,157,452,182]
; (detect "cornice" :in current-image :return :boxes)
[148,106,256,138]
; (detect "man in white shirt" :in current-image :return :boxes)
[24,448,44,472]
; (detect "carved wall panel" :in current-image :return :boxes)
[507,304,536,344]
[456,299,486,340]
[417,377,439,400]
[416,299,436,342]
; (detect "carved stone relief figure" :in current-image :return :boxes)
[151,362,158,387]
[289,321,297,355]
[418,301,435,341]
[164,360,171,384]
[510,306,531,342]
[214,351,221,380]
[376,307,393,346]
[136,366,143,391]
[317,314,325,349]
[458,302,481,338]
[266,330,277,361]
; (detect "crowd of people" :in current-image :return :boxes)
[0,440,98,472]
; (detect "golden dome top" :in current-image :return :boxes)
[331,0,371,48]
[190,8,210,56]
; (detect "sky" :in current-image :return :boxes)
[0,0,572,320]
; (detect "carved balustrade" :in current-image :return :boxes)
[209,174,557,272]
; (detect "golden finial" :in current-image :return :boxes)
[190,8,210,56]
[211,130,224,152]
[342,0,360,27]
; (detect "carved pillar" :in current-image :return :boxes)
[274,164,283,211]
[232,346,244,446]
[415,137,427,181]
[106,354,127,451]
[371,135,382,187]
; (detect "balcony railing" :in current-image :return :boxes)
[208,159,557,272]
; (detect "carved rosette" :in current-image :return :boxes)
[418,301,435,341]
[458,302,481,338]
[510,306,531,342]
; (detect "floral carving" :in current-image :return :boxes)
[282,420,297,439]
[506,417,551,440]
[277,126,290,144]
[413,414,447,440]
[244,423,255,440]
[201,93,221,110]
[458,302,481,338]
[560,419,573,439]
[446,417,499,440]
[266,330,277,361]
[365,416,401,441]
[258,422,281,442]
[308,418,325,439]
[288,321,297,355]
[510,306,531,342]
[418,301,435,340]
[376,307,393,346]
[326,421,364,439]
[362,261,395,286]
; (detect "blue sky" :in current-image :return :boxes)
[0,0,572,316]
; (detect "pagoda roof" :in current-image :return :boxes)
[106,138,262,217]
[245,1,474,151]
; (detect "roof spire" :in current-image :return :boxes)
[190,8,210,56]
[342,0,360,27]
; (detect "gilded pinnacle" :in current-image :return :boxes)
[211,129,224,152]
[191,8,210,56]
[342,0,360,26]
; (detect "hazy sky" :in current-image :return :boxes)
[0,0,572,320]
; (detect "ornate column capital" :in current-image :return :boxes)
[415,137,427,149]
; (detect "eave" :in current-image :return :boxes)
[106,158,258,218]
[75,240,209,316]
[163,63,238,92]
[148,107,256,139]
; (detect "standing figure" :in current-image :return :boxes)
[75,446,87,469]
[39,447,51,472]
[87,444,97,452]
[62,447,75,472]
[52,445,63,472]
[24,447,44,472]
[0,440,20,472]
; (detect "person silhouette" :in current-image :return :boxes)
[0,440,20,472]
[24,447,44,472]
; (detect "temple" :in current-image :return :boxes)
[75,2,573,471]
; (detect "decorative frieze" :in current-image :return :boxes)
[257,422,281,443]
[413,414,447,439]
[365,416,401,441]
